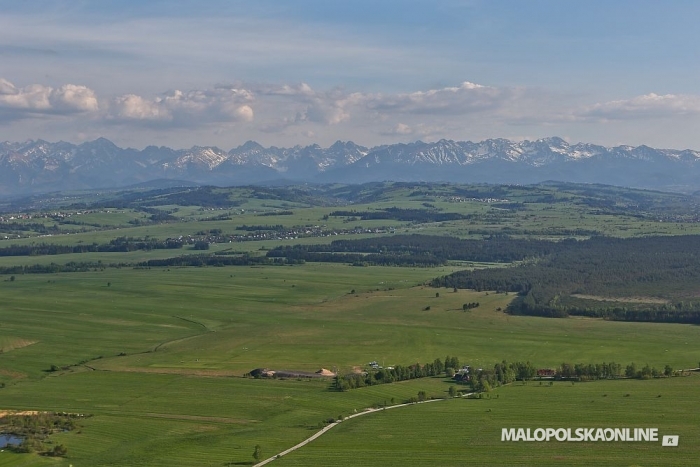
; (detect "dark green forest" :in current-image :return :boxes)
[267,233,700,323]
[266,234,559,266]
[432,235,700,323]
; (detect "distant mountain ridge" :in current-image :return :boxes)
[1,137,700,195]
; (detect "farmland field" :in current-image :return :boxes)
[1,182,700,465]
[276,376,700,466]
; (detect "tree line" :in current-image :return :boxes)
[334,356,684,394]
[0,237,184,257]
[235,224,286,231]
[0,253,298,275]
[334,356,461,391]
[0,222,61,235]
[140,254,293,268]
[469,360,678,392]
[267,234,562,265]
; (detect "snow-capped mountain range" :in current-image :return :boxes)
[1,137,700,195]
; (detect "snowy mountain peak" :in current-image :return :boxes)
[2,136,700,195]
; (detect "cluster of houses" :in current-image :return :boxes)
[0,209,111,223]
[444,196,510,204]
[454,365,472,383]
[368,361,395,371]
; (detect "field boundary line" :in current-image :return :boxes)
[148,316,214,353]
[171,315,209,330]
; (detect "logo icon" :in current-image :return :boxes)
[662,435,679,447]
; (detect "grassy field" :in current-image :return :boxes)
[0,373,459,467]
[5,182,700,253]
[2,264,698,383]
[276,375,700,466]
[0,263,699,465]
[1,183,700,465]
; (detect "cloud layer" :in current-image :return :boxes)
[2,77,700,149]
[580,93,700,120]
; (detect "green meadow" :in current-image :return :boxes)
[1,263,699,465]
[277,375,700,466]
[1,183,700,465]
[2,265,698,383]
[0,372,459,467]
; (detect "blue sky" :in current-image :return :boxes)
[1,0,700,149]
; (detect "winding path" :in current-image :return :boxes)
[253,393,473,466]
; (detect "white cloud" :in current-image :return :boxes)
[254,83,352,125]
[0,79,17,95]
[51,84,99,112]
[363,81,505,116]
[250,80,514,134]
[304,98,350,125]
[579,93,700,120]
[381,122,451,141]
[108,87,255,126]
[0,82,51,111]
[387,123,414,135]
[0,78,98,116]
[112,94,168,120]
[235,104,254,122]
[268,83,315,97]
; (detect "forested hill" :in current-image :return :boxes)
[432,235,700,323]
[268,233,700,323]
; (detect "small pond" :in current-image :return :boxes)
[0,434,23,448]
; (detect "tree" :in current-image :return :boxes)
[445,355,459,370]
[49,444,68,457]
[448,386,457,397]
[513,361,535,381]
[333,375,342,391]
[253,444,262,462]
[193,240,209,250]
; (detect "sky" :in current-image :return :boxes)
[1,0,700,150]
